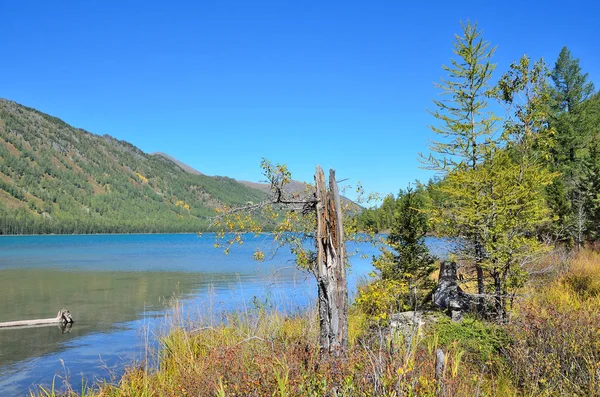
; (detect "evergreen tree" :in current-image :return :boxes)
[421,21,498,306]
[580,141,600,240]
[546,47,596,247]
[373,186,435,288]
[551,47,595,114]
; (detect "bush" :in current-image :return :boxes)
[432,316,510,366]
[354,279,411,323]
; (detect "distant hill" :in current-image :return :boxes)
[0,99,267,234]
[237,179,360,212]
[237,179,312,199]
[151,152,203,175]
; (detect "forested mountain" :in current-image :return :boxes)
[0,99,267,234]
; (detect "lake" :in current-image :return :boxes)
[0,234,451,395]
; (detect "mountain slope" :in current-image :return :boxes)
[151,152,204,175]
[0,99,267,234]
[237,179,311,198]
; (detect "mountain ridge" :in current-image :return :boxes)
[0,98,267,234]
[151,152,204,175]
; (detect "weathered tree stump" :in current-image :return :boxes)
[432,261,471,320]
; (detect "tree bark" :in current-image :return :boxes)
[474,240,485,314]
[314,166,348,356]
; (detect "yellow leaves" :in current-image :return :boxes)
[253,249,265,262]
[355,279,410,323]
[135,172,148,184]
[175,200,191,211]
[293,248,311,269]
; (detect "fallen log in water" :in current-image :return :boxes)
[0,309,73,329]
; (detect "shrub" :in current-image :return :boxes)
[431,316,510,366]
[354,278,411,323]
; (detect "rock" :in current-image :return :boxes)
[390,311,438,344]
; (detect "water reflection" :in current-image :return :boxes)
[0,234,384,395]
[0,269,210,367]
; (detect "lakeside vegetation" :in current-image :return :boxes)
[14,20,600,396]
[34,250,600,396]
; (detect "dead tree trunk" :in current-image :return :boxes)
[314,166,348,356]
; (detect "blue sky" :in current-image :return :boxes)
[2,0,599,200]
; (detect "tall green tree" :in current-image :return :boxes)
[580,138,600,240]
[426,22,556,319]
[486,55,556,319]
[551,46,595,114]
[546,47,596,247]
[421,21,499,306]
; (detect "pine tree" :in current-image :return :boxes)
[546,47,597,246]
[551,47,595,114]
[373,186,435,287]
[580,141,600,240]
[421,21,499,308]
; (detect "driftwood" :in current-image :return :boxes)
[0,309,73,329]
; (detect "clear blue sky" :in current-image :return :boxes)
[2,0,599,199]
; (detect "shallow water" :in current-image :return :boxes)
[0,233,450,395]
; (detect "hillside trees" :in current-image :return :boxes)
[0,99,267,234]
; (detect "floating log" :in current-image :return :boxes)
[0,309,73,329]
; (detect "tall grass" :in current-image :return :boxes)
[73,302,516,396]
[506,250,600,396]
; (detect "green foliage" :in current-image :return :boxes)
[0,99,266,234]
[426,23,556,319]
[422,21,500,310]
[420,20,499,172]
[355,178,447,233]
[432,316,510,365]
[545,47,598,246]
[550,46,595,114]
[354,279,410,323]
[580,136,600,240]
[373,185,436,287]
[356,185,435,324]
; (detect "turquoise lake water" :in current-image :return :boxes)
[0,234,452,395]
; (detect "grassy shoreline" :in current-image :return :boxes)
[35,250,600,396]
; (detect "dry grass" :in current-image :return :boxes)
[37,306,512,396]
[506,250,600,396]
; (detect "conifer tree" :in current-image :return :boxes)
[546,47,597,247]
[373,186,435,288]
[421,21,498,308]
[426,23,555,319]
